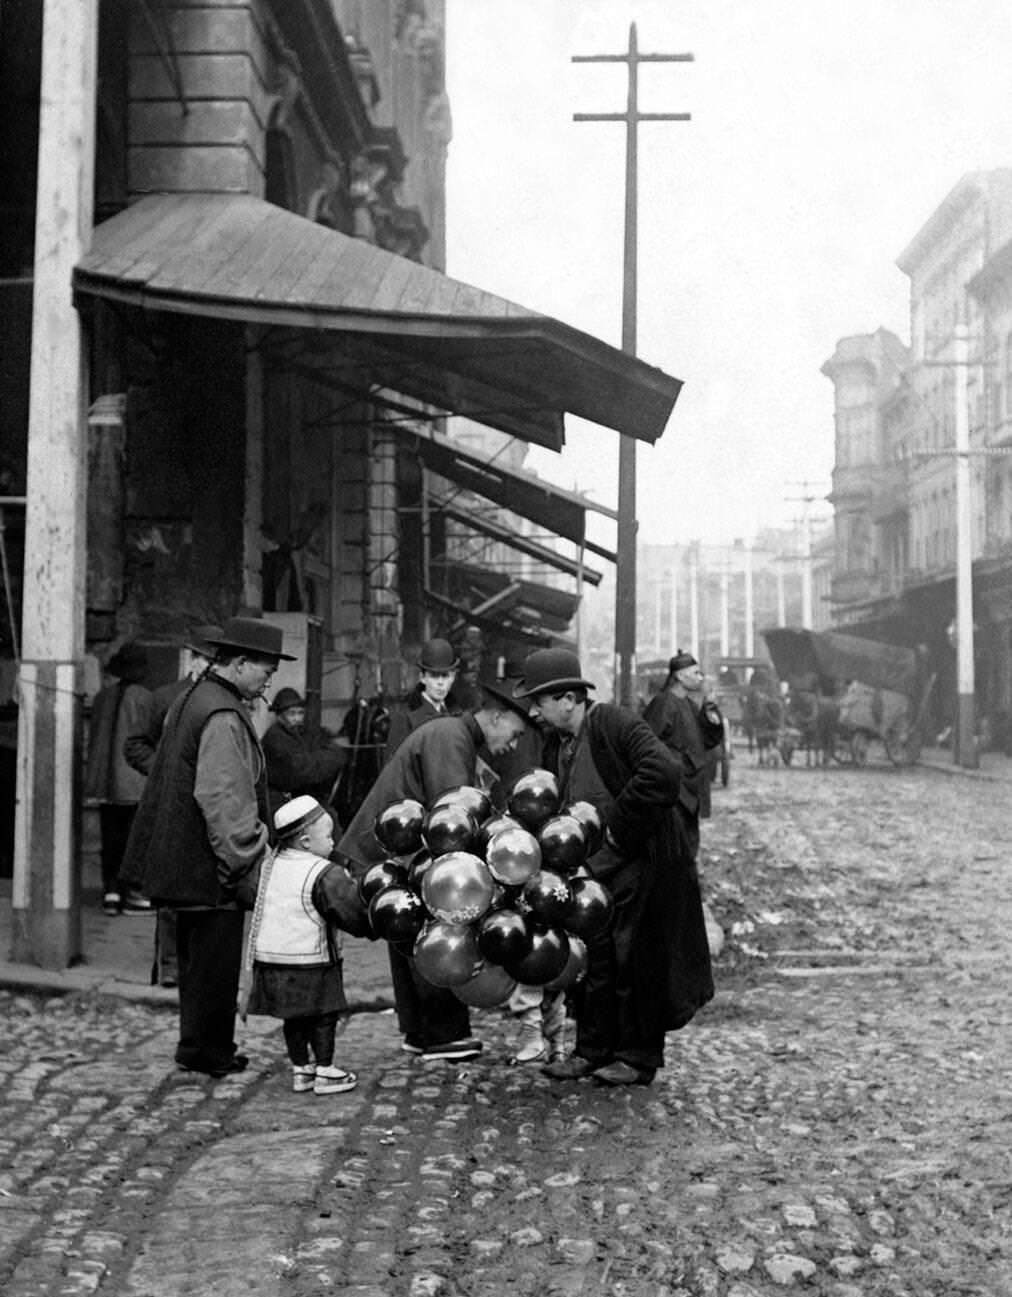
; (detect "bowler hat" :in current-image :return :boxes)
[478,676,534,724]
[418,638,459,672]
[512,648,595,699]
[274,794,326,839]
[107,641,149,684]
[204,616,296,661]
[184,623,222,658]
[668,649,698,674]
[271,687,305,713]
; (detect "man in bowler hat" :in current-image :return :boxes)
[384,638,461,758]
[513,647,714,1086]
[121,616,294,1077]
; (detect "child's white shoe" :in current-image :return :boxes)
[292,1064,317,1093]
[314,1065,357,1095]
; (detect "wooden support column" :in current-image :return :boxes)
[13,0,98,968]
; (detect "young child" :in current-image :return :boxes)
[246,796,358,1095]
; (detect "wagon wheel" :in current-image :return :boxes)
[849,730,870,765]
[884,715,919,766]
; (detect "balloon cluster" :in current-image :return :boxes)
[359,770,614,1008]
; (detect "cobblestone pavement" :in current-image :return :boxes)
[0,759,1008,1296]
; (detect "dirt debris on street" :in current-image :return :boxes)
[0,756,1008,1296]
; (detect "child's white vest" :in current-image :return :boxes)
[253,848,331,965]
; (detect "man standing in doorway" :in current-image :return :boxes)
[643,650,725,860]
[122,616,294,1077]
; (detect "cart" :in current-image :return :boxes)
[761,629,936,767]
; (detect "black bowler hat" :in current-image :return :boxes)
[204,616,296,661]
[511,648,595,699]
[418,638,459,672]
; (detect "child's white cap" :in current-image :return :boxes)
[274,795,326,839]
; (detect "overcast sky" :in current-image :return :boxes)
[443,0,1012,552]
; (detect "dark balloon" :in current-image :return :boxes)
[538,814,588,876]
[504,925,571,986]
[407,850,435,892]
[430,785,493,827]
[358,859,409,907]
[565,876,614,938]
[522,869,573,927]
[422,803,478,856]
[477,907,534,966]
[562,800,605,856]
[368,885,429,944]
[452,962,517,1008]
[485,824,541,886]
[507,768,561,833]
[543,934,589,993]
[374,798,426,856]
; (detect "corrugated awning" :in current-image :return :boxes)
[409,430,616,561]
[437,561,581,635]
[432,497,604,586]
[73,193,683,452]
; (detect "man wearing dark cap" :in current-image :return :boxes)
[337,675,534,1061]
[122,616,294,1077]
[643,650,725,860]
[262,687,345,825]
[123,624,221,986]
[85,642,153,915]
[384,638,461,758]
[513,647,714,1087]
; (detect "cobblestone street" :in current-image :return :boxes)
[0,756,1008,1296]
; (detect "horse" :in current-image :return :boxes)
[786,688,839,767]
[743,686,786,766]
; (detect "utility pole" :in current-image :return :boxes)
[689,543,700,659]
[573,23,692,705]
[953,318,977,768]
[786,482,827,631]
[744,541,755,656]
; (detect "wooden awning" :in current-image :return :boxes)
[431,498,604,586]
[74,194,683,452]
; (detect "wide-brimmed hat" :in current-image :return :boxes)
[271,687,305,713]
[204,616,296,661]
[478,676,535,724]
[511,649,595,700]
[274,794,326,839]
[418,638,459,672]
[183,623,222,658]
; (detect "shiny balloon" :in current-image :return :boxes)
[477,812,519,856]
[565,876,614,938]
[368,885,429,945]
[538,815,588,876]
[563,800,605,856]
[430,785,493,827]
[504,925,571,986]
[543,934,589,993]
[422,803,478,856]
[507,768,561,833]
[373,798,426,856]
[420,851,495,924]
[477,907,534,966]
[413,920,484,988]
[451,962,517,1008]
[358,859,409,907]
[522,869,573,927]
[407,850,435,893]
[485,824,542,886]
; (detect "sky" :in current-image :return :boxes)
[443,0,1012,553]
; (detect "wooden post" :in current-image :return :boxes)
[13,0,99,968]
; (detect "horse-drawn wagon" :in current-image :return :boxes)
[761,628,935,767]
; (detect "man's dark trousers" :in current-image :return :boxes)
[174,909,245,1072]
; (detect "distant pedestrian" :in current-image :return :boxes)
[123,623,221,988]
[84,641,153,916]
[261,687,345,827]
[513,648,714,1086]
[642,649,725,859]
[338,675,535,1061]
[245,796,360,1095]
[384,638,461,758]
[121,615,294,1078]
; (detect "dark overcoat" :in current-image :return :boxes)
[549,703,714,1035]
